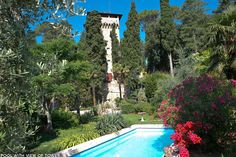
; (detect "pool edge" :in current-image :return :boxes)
[56,124,170,157]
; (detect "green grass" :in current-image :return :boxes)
[32,122,99,154]
[122,113,163,125]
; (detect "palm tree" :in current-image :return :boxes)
[207,5,236,77]
[113,63,130,99]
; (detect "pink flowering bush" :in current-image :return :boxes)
[158,74,236,151]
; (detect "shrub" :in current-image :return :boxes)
[158,74,236,151]
[143,72,169,101]
[96,114,127,135]
[80,111,95,124]
[151,76,179,106]
[119,100,136,114]
[135,102,154,115]
[56,131,99,149]
[51,109,79,129]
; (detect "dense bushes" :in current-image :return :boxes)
[56,127,99,149]
[143,72,179,106]
[51,109,79,129]
[96,114,127,135]
[79,109,97,124]
[119,100,154,114]
[34,123,99,153]
[158,74,236,151]
[143,72,169,101]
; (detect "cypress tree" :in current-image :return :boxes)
[84,10,107,106]
[110,24,120,64]
[121,1,142,92]
[160,0,176,77]
[179,0,208,54]
[121,1,142,70]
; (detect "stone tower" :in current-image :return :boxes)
[99,12,124,103]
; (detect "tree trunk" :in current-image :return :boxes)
[44,99,53,133]
[92,85,97,106]
[45,109,53,132]
[118,81,122,100]
[168,53,174,77]
[75,96,80,117]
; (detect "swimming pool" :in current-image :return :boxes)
[72,128,174,157]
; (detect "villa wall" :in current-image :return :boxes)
[100,13,125,102]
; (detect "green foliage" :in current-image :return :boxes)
[51,109,79,129]
[33,123,99,153]
[193,49,212,74]
[79,111,96,124]
[110,24,120,64]
[151,76,179,106]
[119,100,136,114]
[84,10,107,105]
[178,0,208,54]
[96,114,127,135]
[139,10,159,32]
[175,48,199,80]
[119,100,154,115]
[160,0,176,53]
[34,21,72,42]
[143,72,169,101]
[207,5,236,78]
[137,88,147,102]
[121,1,142,91]
[135,102,155,115]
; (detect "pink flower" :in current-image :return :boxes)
[231,79,236,86]
[219,97,226,104]
[211,103,218,110]
[179,147,190,157]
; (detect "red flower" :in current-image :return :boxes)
[188,131,202,144]
[179,147,189,157]
[171,132,182,142]
[184,121,194,130]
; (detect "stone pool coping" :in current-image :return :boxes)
[56,124,170,157]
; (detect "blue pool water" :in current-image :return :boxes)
[72,128,174,157]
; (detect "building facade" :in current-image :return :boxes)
[99,13,125,103]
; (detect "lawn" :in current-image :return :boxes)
[32,122,99,154]
[122,113,163,125]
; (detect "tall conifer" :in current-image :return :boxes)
[121,1,142,91]
[121,1,142,70]
[179,0,208,54]
[160,0,176,77]
[110,24,120,64]
[84,11,107,106]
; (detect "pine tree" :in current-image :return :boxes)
[84,11,107,106]
[110,24,120,64]
[121,1,142,92]
[139,10,161,73]
[179,0,208,54]
[160,0,176,77]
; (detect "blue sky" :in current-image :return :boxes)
[38,0,219,42]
